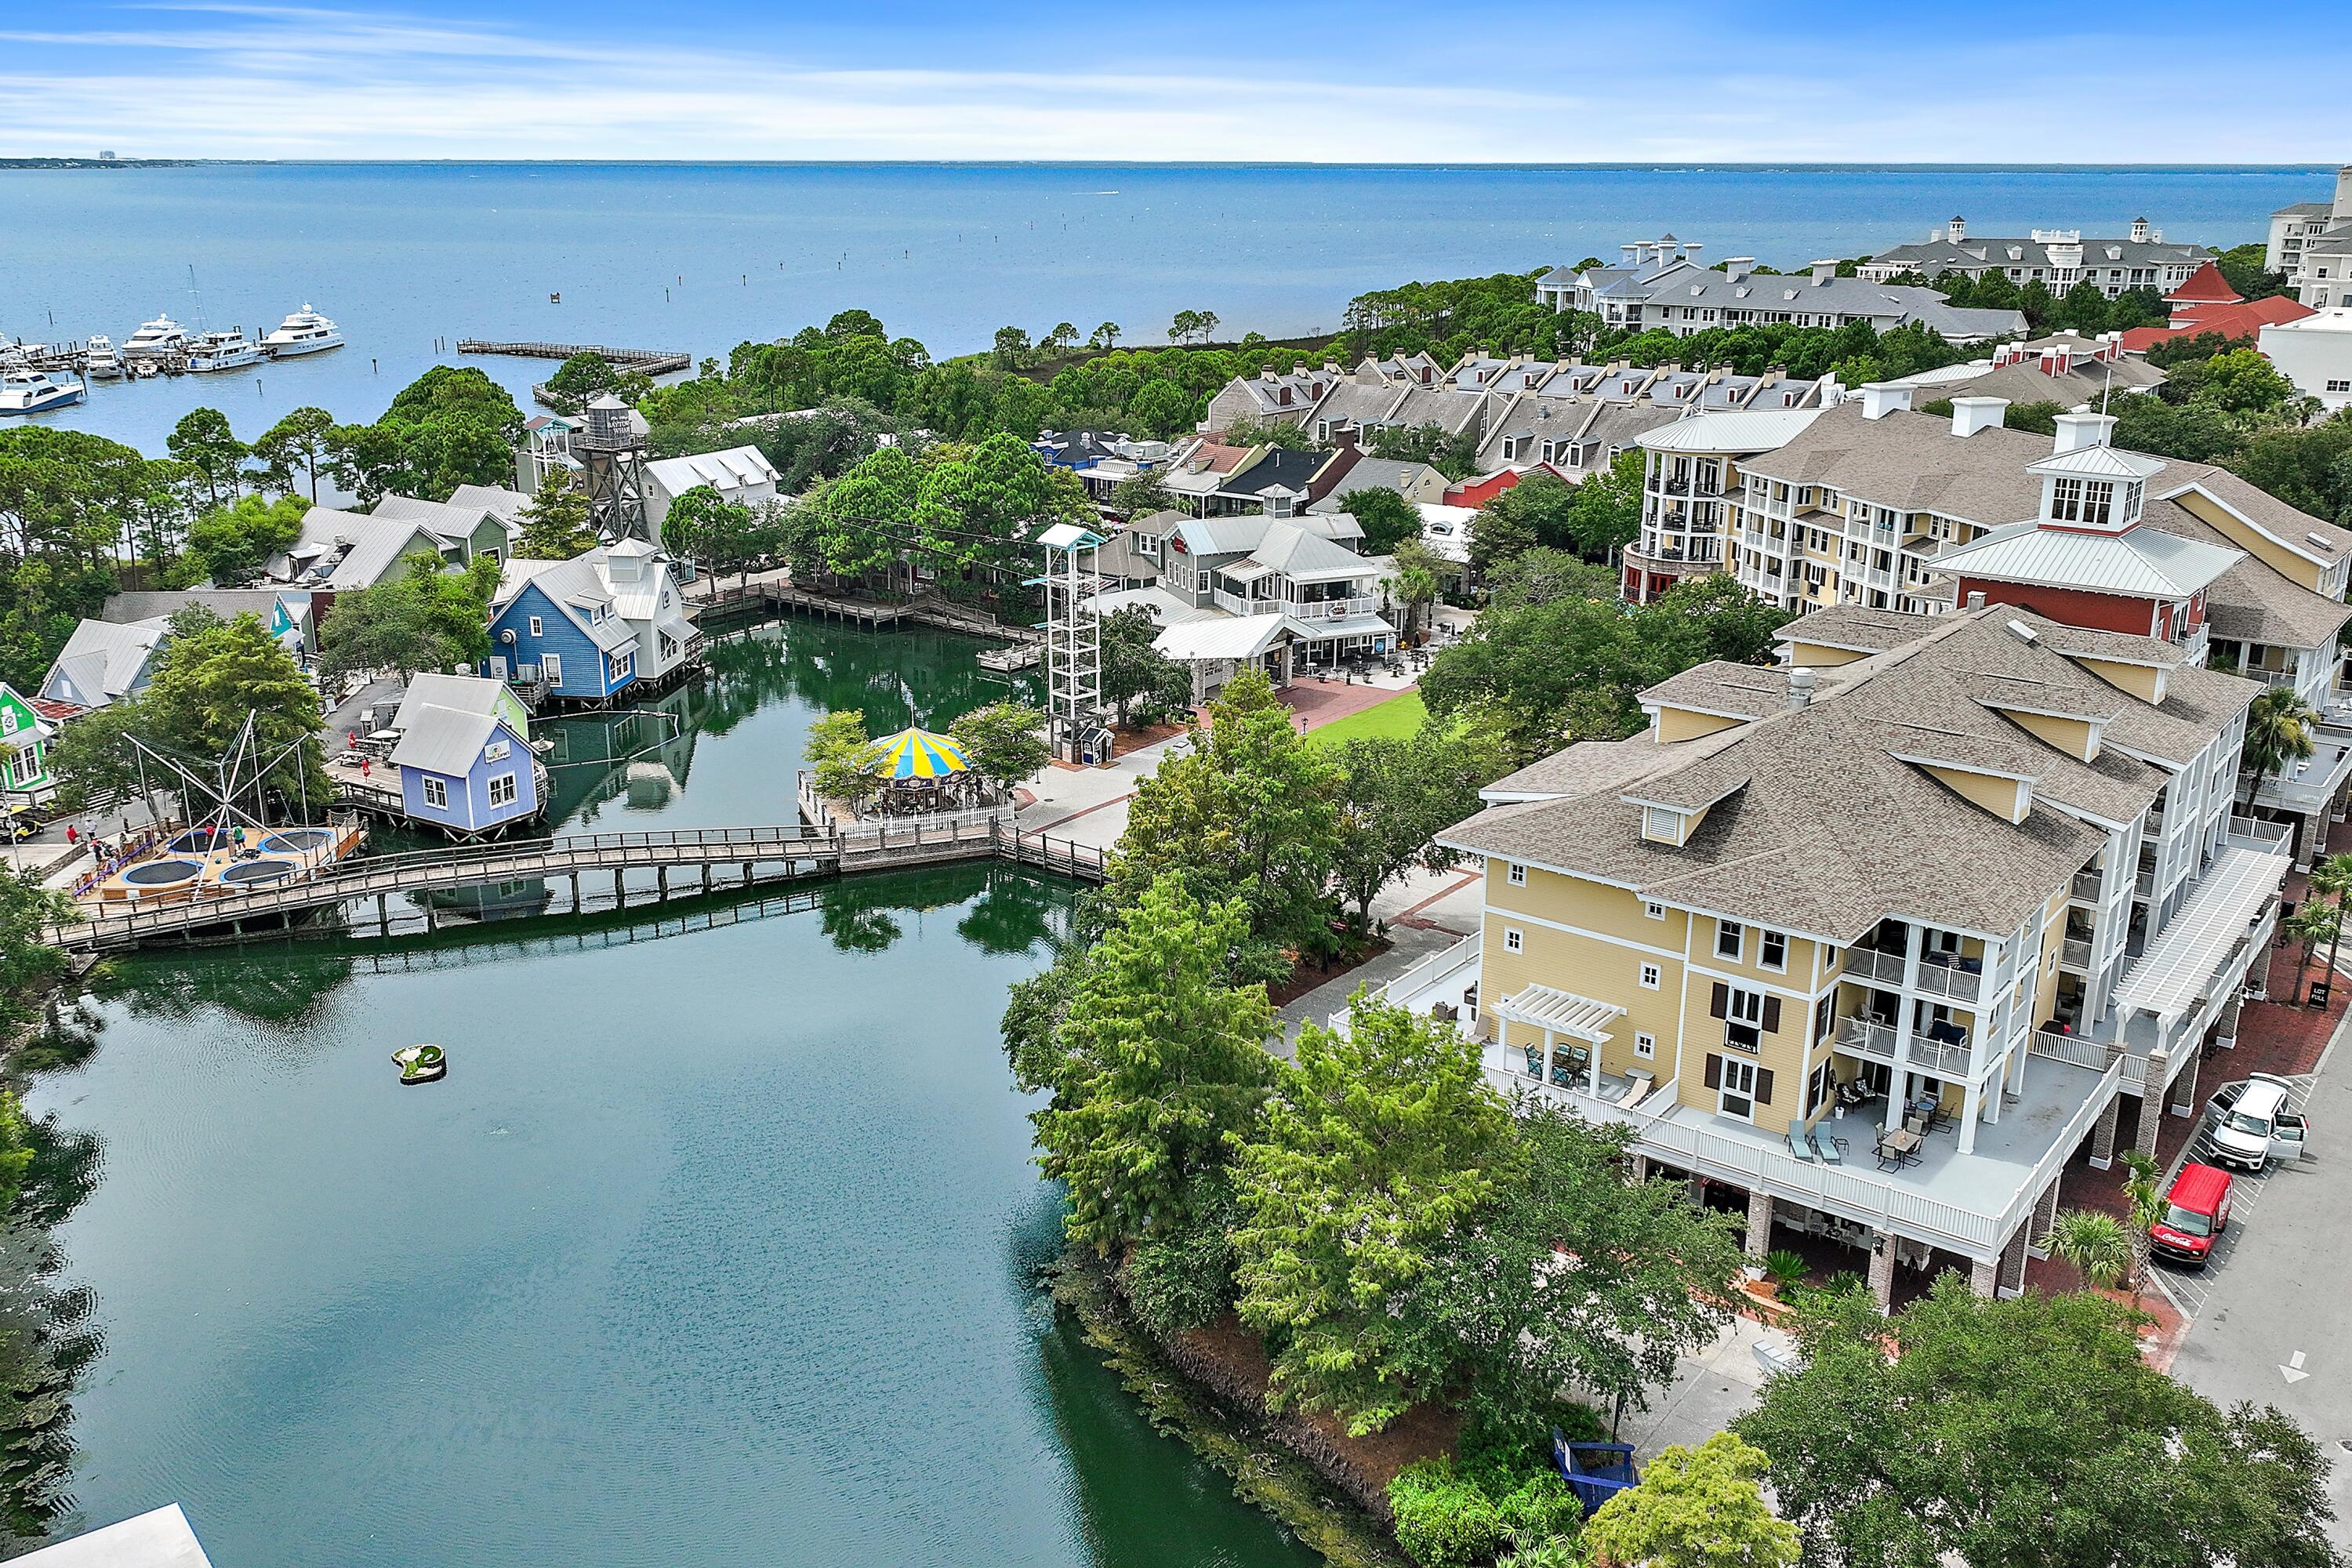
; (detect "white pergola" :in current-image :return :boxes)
[1495,983,1626,1098]
[2110,843,2287,1067]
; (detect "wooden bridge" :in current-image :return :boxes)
[696,580,1045,645]
[51,818,1106,953]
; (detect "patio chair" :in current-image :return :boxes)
[1523,1045,1543,1077]
[1905,1113,1929,1138]
[1810,1127,1844,1165]
[1873,1133,1903,1172]
[1787,1120,1816,1162]
[1551,1063,1573,1087]
[1565,1044,1592,1077]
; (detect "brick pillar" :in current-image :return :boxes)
[1867,1232,1897,1310]
[1970,1253,2000,1298]
[2135,1052,2166,1156]
[2089,1088,2122,1170]
[2029,1177,2062,1258]
[1629,1154,1650,1185]
[1744,1187,1775,1259]
[2000,1224,2031,1297]
[2213,993,2242,1051]
[2169,1044,2202,1117]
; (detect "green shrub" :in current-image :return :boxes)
[1458,1398,1603,1497]
[1494,1469,1582,1542]
[1121,1217,1236,1337]
[1762,1248,1809,1288]
[1388,1458,1506,1568]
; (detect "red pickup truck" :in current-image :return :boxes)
[2149,1162,2233,1266]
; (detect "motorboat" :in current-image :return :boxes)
[185,328,260,373]
[85,335,123,379]
[261,305,341,357]
[0,370,86,415]
[121,314,187,362]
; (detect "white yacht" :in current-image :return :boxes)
[0,371,87,415]
[85,336,123,379]
[185,328,260,373]
[122,314,187,362]
[261,306,341,358]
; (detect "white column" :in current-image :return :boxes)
[1886,922,1928,1134]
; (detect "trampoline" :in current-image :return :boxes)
[119,858,202,898]
[216,858,299,888]
[165,829,224,855]
[259,829,334,855]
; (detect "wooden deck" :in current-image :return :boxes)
[695,581,1044,646]
[456,339,693,376]
[49,818,1106,952]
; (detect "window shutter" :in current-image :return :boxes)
[1704,1054,1722,1091]
[1762,996,1783,1034]
[1709,983,1729,1020]
[1755,1068,1775,1106]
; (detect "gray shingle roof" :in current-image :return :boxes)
[1443,606,2260,942]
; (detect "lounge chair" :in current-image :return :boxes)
[1810,1127,1844,1165]
[1787,1120,1816,1162]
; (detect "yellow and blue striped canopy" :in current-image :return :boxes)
[874,726,970,781]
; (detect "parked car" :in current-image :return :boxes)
[2203,1075,2310,1172]
[2149,1161,2234,1265]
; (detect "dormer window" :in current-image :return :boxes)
[1642,805,1682,842]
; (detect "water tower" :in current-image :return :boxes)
[575,393,652,543]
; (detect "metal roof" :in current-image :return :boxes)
[1638,408,1823,453]
[1154,614,1294,662]
[1931,521,2242,597]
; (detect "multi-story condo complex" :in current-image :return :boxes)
[1537,240,2024,343]
[2265,165,2352,309]
[1860,216,2213,299]
[1383,602,2285,1307]
[1624,390,2352,862]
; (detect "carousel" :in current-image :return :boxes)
[869,727,975,815]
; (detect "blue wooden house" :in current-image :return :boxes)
[485,552,641,704]
[387,674,544,838]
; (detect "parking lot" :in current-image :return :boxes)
[2169,1053,2352,1550]
[2150,1072,2316,1320]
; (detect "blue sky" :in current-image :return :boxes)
[4,2,2343,162]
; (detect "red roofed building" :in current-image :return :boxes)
[1445,462,1568,510]
[2166,260,2243,313]
[2119,294,2316,353]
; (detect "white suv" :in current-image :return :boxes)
[2203,1075,2310,1172]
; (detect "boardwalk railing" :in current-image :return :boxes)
[54,817,1107,951]
[457,339,692,374]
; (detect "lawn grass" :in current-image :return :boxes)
[1306,689,1426,748]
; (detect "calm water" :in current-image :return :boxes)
[1,162,2330,455]
[19,620,1320,1568]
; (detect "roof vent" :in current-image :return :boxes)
[1965,591,1987,610]
[2005,619,2040,644]
[1785,667,1818,712]
[2307,531,2338,552]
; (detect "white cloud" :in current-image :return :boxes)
[0,2,2336,162]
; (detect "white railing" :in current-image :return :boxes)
[1915,958,1984,1003]
[1290,594,1381,620]
[2072,869,2103,902]
[2060,936,2093,971]
[2134,868,2157,898]
[1210,589,1278,618]
[1843,947,1905,988]
[2030,1028,2109,1071]
[1835,1017,1973,1079]
[2225,816,2292,851]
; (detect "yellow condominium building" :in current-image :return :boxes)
[1395,602,2288,1305]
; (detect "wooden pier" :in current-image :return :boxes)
[696,580,1044,648]
[457,339,693,377]
[49,818,1105,953]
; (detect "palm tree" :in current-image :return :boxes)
[2309,850,2352,983]
[2118,1149,2167,1310]
[2285,901,2340,1004]
[2240,684,2318,811]
[2042,1209,2132,1294]
[1388,541,1443,643]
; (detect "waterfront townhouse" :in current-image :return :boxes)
[486,540,699,705]
[1477,362,1834,488]
[1200,363,1345,434]
[1536,241,2024,343]
[1861,215,2213,299]
[2266,165,2352,309]
[1397,604,2279,1306]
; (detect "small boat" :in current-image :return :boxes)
[85,335,123,379]
[0,370,86,415]
[186,328,260,373]
[262,305,341,358]
[392,1044,446,1084]
[121,313,186,362]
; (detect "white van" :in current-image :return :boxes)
[2203,1074,2310,1172]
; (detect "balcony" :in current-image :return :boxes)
[1915,952,1984,1002]
[2060,935,2093,971]
[1835,1016,1973,1080]
[2071,869,2103,903]
[1842,946,1905,988]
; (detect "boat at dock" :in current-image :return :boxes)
[85,335,123,378]
[262,306,342,357]
[121,314,187,363]
[185,328,260,373]
[0,370,86,415]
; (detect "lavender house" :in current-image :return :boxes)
[388,673,544,838]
